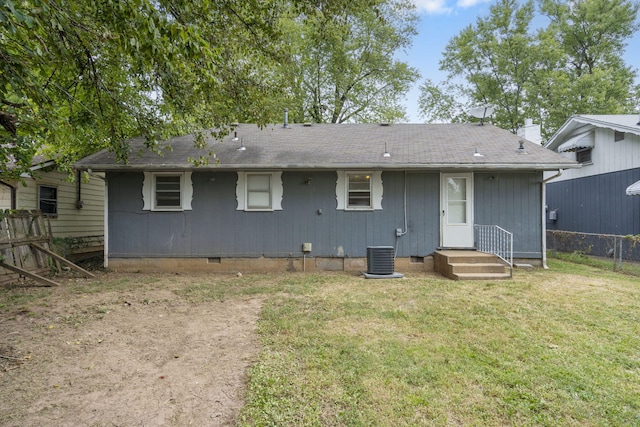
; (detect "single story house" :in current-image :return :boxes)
[75,122,576,273]
[1,157,105,256]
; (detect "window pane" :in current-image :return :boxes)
[577,148,591,164]
[348,194,371,206]
[156,194,181,207]
[155,175,181,207]
[447,178,467,224]
[448,201,467,224]
[39,186,57,215]
[40,186,57,199]
[447,178,466,201]
[348,175,370,189]
[247,174,271,191]
[248,191,271,209]
[247,174,272,209]
[348,174,371,208]
[156,176,181,190]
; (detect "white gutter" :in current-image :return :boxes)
[541,169,563,269]
[19,160,58,178]
[77,162,581,172]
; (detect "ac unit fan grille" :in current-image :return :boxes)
[366,246,395,275]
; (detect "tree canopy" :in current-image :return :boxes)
[418,0,639,139]
[282,0,420,124]
[0,0,290,176]
[0,0,420,176]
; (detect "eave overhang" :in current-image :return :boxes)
[76,162,581,172]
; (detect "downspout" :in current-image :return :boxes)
[541,169,563,269]
[76,170,84,209]
[0,180,17,210]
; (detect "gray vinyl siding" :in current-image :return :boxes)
[108,170,545,259]
[107,171,441,258]
[474,172,543,258]
[546,168,640,235]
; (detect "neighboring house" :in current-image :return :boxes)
[0,157,105,255]
[75,122,576,273]
[544,115,640,239]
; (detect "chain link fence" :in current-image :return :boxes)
[547,230,640,270]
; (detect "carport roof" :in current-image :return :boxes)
[76,123,578,171]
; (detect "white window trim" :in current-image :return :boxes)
[142,171,193,211]
[236,171,283,211]
[336,171,383,210]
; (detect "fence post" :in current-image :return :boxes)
[619,238,623,270]
[613,236,617,271]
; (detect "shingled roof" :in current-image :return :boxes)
[76,123,577,171]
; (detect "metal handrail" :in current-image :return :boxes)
[474,224,513,277]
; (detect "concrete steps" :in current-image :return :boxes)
[434,250,511,280]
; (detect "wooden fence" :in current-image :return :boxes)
[0,210,94,286]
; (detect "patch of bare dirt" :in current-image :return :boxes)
[0,273,263,426]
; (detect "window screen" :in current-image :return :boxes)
[39,185,58,216]
[347,174,371,208]
[155,175,181,208]
[576,148,592,164]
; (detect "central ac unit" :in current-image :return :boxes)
[366,246,395,275]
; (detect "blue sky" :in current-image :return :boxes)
[400,0,640,122]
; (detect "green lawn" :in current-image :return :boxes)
[189,259,640,426]
[3,258,639,426]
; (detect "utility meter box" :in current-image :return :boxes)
[302,243,312,252]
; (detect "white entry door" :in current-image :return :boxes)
[441,173,474,248]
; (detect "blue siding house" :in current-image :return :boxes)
[543,115,640,260]
[544,115,640,236]
[76,122,575,273]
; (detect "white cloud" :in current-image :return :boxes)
[412,0,453,14]
[412,0,491,14]
[456,0,491,8]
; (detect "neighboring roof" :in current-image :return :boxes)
[545,114,640,151]
[27,156,56,172]
[627,180,640,196]
[4,155,54,171]
[1,156,57,181]
[76,123,578,172]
